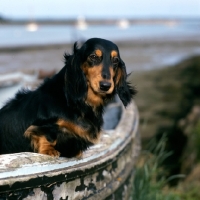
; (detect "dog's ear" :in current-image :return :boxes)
[64,42,87,102]
[115,59,136,107]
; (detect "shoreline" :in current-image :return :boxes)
[1,17,199,25]
[1,36,200,74]
[1,34,200,52]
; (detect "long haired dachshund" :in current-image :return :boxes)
[0,38,136,158]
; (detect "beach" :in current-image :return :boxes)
[0,35,200,74]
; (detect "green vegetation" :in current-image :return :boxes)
[132,136,182,200]
[131,55,200,199]
[193,121,200,160]
[132,135,200,200]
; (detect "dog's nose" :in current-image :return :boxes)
[99,81,111,91]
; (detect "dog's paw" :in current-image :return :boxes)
[40,149,60,157]
[76,151,83,159]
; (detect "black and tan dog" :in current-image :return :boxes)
[0,38,136,158]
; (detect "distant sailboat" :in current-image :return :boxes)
[117,19,130,29]
[76,15,88,30]
[26,22,38,32]
[165,20,178,27]
[26,6,39,32]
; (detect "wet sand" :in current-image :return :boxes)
[0,36,200,74]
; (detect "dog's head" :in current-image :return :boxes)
[65,38,136,107]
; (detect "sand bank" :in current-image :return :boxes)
[0,36,200,74]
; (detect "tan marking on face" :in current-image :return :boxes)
[87,65,103,92]
[109,66,115,90]
[95,49,102,57]
[115,67,123,86]
[57,119,100,144]
[81,57,116,106]
[86,86,104,106]
[82,63,115,92]
[24,126,60,157]
[111,50,118,58]
[82,62,105,106]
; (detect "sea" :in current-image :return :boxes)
[0,19,200,48]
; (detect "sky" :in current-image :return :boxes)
[0,0,200,19]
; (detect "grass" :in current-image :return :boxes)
[193,121,200,160]
[132,135,183,200]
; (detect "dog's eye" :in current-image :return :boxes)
[89,54,98,61]
[113,57,119,65]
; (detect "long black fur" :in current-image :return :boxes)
[0,38,136,157]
